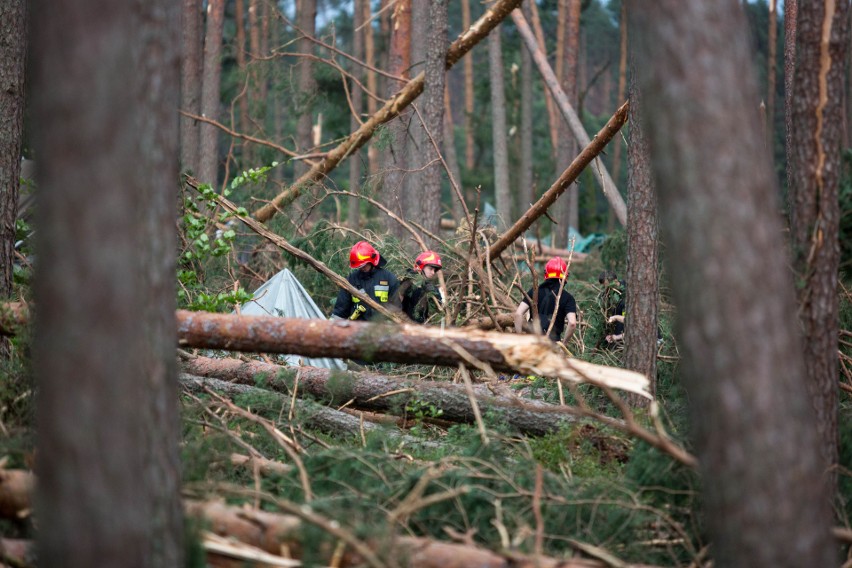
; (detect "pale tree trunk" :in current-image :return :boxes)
[489,26,511,229]
[381,0,412,237]
[553,0,574,248]
[767,0,777,152]
[180,0,203,175]
[406,1,428,226]
[364,0,379,175]
[519,2,535,219]
[444,84,465,224]
[632,1,836,566]
[234,0,252,167]
[199,0,226,189]
[0,0,26,301]
[294,0,317,180]
[529,0,560,163]
[624,22,658,403]
[789,0,848,499]
[349,0,364,231]
[421,0,449,243]
[32,0,184,564]
[561,0,581,236]
[462,0,475,170]
[609,1,628,233]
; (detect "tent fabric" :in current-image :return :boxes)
[238,268,347,370]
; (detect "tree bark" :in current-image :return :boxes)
[0,0,26,301]
[420,0,449,243]
[561,0,581,234]
[364,0,379,175]
[31,0,184,563]
[624,11,658,403]
[528,0,560,164]
[631,1,836,566]
[294,0,317,180]
[348,0,365,231]
[180,0,202,176]
[488,101,629,261]
[199,0,226,189]
[175,310,649,398]
[234,0,252,167]
[181,361,575,437]
[788,0,848,499]
[489,25,512,229]
[519,3,535,221]
[462,0,475,170]
[380,0,411,237]
[784,0,798,199]
[253,0,524,223]
[444,84,465,224]
[512,10,626,227]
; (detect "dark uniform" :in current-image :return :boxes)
[521,279,577,342]
[332,258,400,321]
[399,270,440,323]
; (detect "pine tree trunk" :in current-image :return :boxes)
[381,0,411,237]
[364,0,379,175]
[632,1,836,565]
[32,0,184,563]
[348,0,365,231]
[198,0,226,189]
[519,3,535,220]
[294,0,317,180]
[563,0,581,234]
[462,0,475,170]
[180,0,203,176]
[234,0,252,167]
[444,84,466,224]
[406,1,428,227]
[624,25,658,403]
[0,0,26,301]
[784,0,798,198]
[788,0,848,500]
[529,0,560,163]
[766,0,777,152]
[421,0,449,243]
[489,27,511,229]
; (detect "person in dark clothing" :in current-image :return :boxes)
[598,271,625,348]
[398,250,443,324]
[514,257,577,343]
[331,241,401,321]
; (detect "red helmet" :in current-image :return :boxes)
[349,241,380,269]
[414,250,442,271]
[544,257,568,280]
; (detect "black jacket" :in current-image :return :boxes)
[522,279,577,342]
[332,258,401,321]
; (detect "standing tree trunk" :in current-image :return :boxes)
[785,0,798,200]
[529,0,560,164]
[180,0,203,175]
[564,0,581,234]
[421,0,449,243]
[624,13,658,403]
[489,25,511,229]
[31,0,184,564]
[788,0,849,499]
[348,0,365,231]
[364,0,379,175]
[767,0,778,152]
[294,0,317,180]
[234,0,252,167]
[519,2,535,221]
[406,1,429,227]
[609,1,628,233]
[381,0,412,238]
[632,1,836,566]
[199,0,226,189]
[462,0,475,171]
[0,0,26,301]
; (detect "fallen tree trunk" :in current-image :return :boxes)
[183,356,580,436]
[512,8,626,226]
[252,0,523,222]
[176,310,649,398]
[488,101,629,262]
[180,373,442,448]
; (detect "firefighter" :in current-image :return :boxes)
[398,250,443,324]
[598,270,625,348]
[514,256,577,343]
[331,241,401,321]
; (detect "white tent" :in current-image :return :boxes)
[238,268,346,370]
